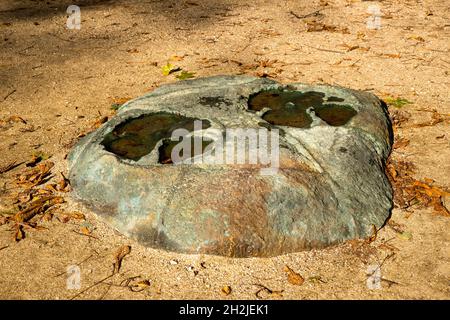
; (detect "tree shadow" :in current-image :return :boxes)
[0,0,234,28]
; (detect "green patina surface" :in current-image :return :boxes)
[101,112,211,161]
[248,89,357,127]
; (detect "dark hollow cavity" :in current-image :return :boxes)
[101,112,211,161]
[248,89,356,128]
[158,137,213,164]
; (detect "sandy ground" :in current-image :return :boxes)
[0,0,449,300]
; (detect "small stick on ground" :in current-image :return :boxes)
[69,273,116,300]
[72,230,99,240]
[0,161,23,174]
[290,10,321,20]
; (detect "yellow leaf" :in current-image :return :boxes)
[397,231,413,241]
[161,63,176,76]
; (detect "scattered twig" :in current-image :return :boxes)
[303,44,346,54]
[69,273,116,300]
[72,230,99,240]
[0,161,23,174]
[3,89,16,102]
[253,283,284,299]
[367,252,396,278]
[290,10,321,20]
[54,253,97,278]
[381,278,401,287]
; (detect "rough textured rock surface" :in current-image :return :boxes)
[68,75,393,257]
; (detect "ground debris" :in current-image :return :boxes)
[386,159,450,216]
[16,161,54,188]
[119,276,151,292]
[221,285,232,296]
[389,109,411,129]
[414,109,448,127]
[253,283,284,299]
[305,21,349,33]
[0,161,22,174]
[283,265,305,286]
[112,245,132,274]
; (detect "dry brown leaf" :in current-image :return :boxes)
[284,266,305,286]
[120,276,151,292]
[69,212,86,220]
[306,21,349,33]
[389,109,411,129]
[113,245,132,274]
[112,97,131,105]
[92,116,108,129]
[14,226,24,242]
[366,225,378,243]
[14,196,63,223]
[0,216,10,226]
[414,110,447,127]
[42,211,53,222]
[221,285,232,296]
[393,137,410,149]
[80,226,91,235]
[7,115,26,124]
[134,279,151,291]
[26,154,42,167]
[45,183,58,193]
[387,159,450,216]
[408,35,425,42]
[58,215,71,223]
[381,53,401,58]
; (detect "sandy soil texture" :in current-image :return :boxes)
[0,0,449,299]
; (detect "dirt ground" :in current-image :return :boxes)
[0,0,449,300]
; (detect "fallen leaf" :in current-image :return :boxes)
[7,115,26,124]
[113,245,131,274]
[397,231,413,241]
[169,55,184,61]
[110,97,131,111]
[308,275,327,284]
[221,285,232,296]
[161,63,180,76]
[393,137,410,149]
[14,226,24,242]
[120,276,151,292]
[306,21,349,33]
[42,211,53,222]
[283,266,304,286]
[14,196,63,223]
[69,212,86,220]
[175,71,196,80]
[366,225,378,243]
[57,172,70,192]
[414,109,447,127]
[384,97,412,108]
[92,116,108,129]
[80,226,91,235]
[26,152,49,167]
[408,35,425,42]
